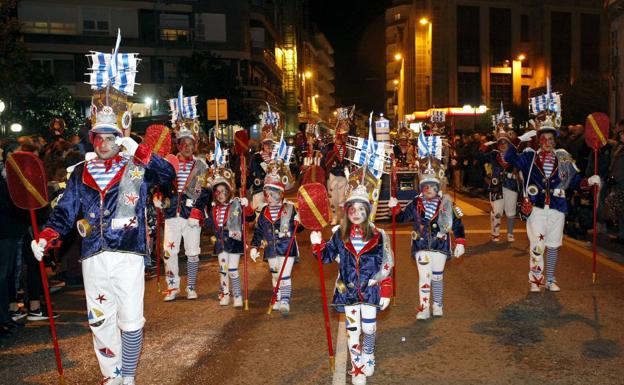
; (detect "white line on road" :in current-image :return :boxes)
[332,314,347,385]
[392,229,527,235]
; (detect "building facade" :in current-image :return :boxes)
[300,28,336,123]
[607,0,624,122]
[387,0,609,121]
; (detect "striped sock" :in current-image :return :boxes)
[432,271,444,306]
[362,317,376,355]
[229,270,241,298]
[546,247,559,284]
[187,259,199,290]
[280,277,292,303]
[121,329,143,378]
[363,333,376,355]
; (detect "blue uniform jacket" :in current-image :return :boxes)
[250,202,302,260]
[505,147,584,214]
[318,227,393,311]
[323,143,349,177]
[247,152,269,195]
[395,195,465,258]
[162,159,212,219]
[475,149,519,200]
[44,150,175,260]
[203,200,245,254]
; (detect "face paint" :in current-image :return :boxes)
[539,133,555,151]
[497,140,509,152]
[215,185,230,204]
[177,138,195,158]
[347,202,368,225]
[422,182,438,199]
[262,142,272,154]
[264,187,283,205]
[93,134,119,160]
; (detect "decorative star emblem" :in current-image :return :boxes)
[130,167,144,180]
[538,234,545,241]
[168,279,175,286]
[383,263,390,271]
[530,274,544,287]
[351,309,357,315]
[124,192,139,206]
[350,364,365,376]
[417,304,425,312]
[168,241,175,250]
[367,359,375,366]
[96,294,107,304]
[354,356,360,363]
[423,297,428,303]
[166,270,174,277]
[163,288,177,296]
[114,367,122,377]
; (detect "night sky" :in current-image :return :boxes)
[309,0,391,113]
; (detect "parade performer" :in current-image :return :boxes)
[389,157,465,319]
[310,182,393,385]
[31,32,176,385]
[249,161,302,315]
[476,104,519,242]
[158,87,212,302]
[505,83,600,292]
[248,106,278,211]
[325,106,354,225]
[202,145,253,307]
[393,125,414,168]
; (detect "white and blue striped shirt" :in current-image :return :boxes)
[423,198,439,220]
[351,235,366,254]
[86,157,127,190]
[177,160,194,192]
[541,152,555,178]
[216,205,227,228]
[268,205,281,221]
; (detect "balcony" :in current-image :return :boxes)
[251,48,282,78]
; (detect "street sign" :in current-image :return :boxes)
[207,99,228,121]
[585,112,609,150]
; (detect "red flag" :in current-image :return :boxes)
[297,183,330,231]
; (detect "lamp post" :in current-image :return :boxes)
[144,97,153,117]
[0,100,5,136]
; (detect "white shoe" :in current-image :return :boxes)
[492,235,500,242]
[279,301,290,316]
[362,354,375,376]
[351,374,366,385]
[186,287,198,300]
[163,289,179,302]
[416,309,430,320]
[507,234,515,242]
[272,299,281,311]
[432,303,443,317]
[530,283,541,293]
[233,296,243,307]
[99,377,123,385]
[219,294,230,306]
[122,378,135,385]
[547,282,561,292]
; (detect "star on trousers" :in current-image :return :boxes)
[96,294,107,304]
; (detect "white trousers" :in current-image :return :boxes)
[163,216,201,290]
[344,304,377,377]
[526,206,565,280]
[267,256,294,304]
[83,251,145,378]
[217,252,241,299]
[490,187,518,236]
[415,250,447,310]
[328,174,347,224]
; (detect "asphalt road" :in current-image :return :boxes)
[2,194,623,385]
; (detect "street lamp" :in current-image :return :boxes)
[419,17,429,25]
[394,53,402,61]
[0,100,5,114]
[305,70,313,79]
[10,123,22,133]
[393,79,399,85]
[517,53,526,61]
[144,97,153,117]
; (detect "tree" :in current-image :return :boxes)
[177,52,260,129]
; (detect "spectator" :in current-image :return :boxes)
[605,121,624,243]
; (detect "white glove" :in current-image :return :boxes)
[454,244,465,258]
[588,175,601,188]
[85,152,97,162]
[484,141,496,146]
[250,248,260,262]
[368,279,377,287]
[115,136,139,156]
[388,197,399,208]
[240,197,249,207]
[519,130,537,142]
[188,217,199,228]
[310,231,323,245]
[379,297,391,311]
[153,196,163,209]
[31,239,47,261]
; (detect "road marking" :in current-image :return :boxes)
[393,229,527,235]
[563,239,624,275]
[332,313,347,385]
[455,198,488,216]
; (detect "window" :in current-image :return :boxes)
[457,72,481,106]
[82,7,109,35]
[551,12,572,84]
[19,4,77,35]
[31,59,75,82]
[32,59,53,74]
[490,8,511,67]
[490,73,512,108]
[251,27,265,48]
[159,13,190,41]
[196,13,226,42]
[457,6,480,67]
[581,13,601,72]
[520,14,529,42]
[521,85,529,110]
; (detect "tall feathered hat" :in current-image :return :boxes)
[169,86,199,142]
[335,105,355,136]
[263,161,291,191]
[427,109,446,135]
[397,125,411,141]
[86,29,139,137]
[529,78,562,135]
[492,101,513,142]
[418,157,445,187]
[260,102,279,143]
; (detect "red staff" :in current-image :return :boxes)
[390,154,398,304]
[584,112,610,284]
[6,152,65,385]
[267,224,299,314]
[234,129,250,310]
[297,182,334,371]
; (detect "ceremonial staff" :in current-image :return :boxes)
[6,152,65,384]
[390,153,398,304]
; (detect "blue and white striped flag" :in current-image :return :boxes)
[351,120,385,179]
[418,131,442,160]
[431,110,446,123]
[213,139,225,166]
[529,78,561,115]
[261,102,280,127]
[272,131,294,164]
[87,29,139,95]
[168,86,198,124]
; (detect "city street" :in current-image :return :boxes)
[1,194,623,385]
